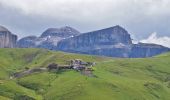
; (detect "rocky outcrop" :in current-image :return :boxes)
[0,26,17,48]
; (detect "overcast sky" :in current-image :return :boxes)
[0,0,170,41]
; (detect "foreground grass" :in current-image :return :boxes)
[0,48,170,100]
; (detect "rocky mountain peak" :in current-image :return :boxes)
[113,25,124,29]
[113,25,126,31]
[0,25,9,32]
[40,26,80,38]
[60,26,77,31]
[104,25,129,35]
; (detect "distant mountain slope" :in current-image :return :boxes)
[0,48,170,100]
[17,36,38,48]
[0,26,17,48]
[130,43,170,57]
[17,25,170,58]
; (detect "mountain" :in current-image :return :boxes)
[17,26,81,49]
[0,26,17,48]
[57,25,132,50]
[17,25,170,58]
[0,48,170,100]
[57,25,170,58]
[17,36,38,48]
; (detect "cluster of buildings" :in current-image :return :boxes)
[47,59,95,71]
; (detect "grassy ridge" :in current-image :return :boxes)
[0,48,170,100]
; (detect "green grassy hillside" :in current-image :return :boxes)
[0,48,170,100]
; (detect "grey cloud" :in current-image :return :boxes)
[0,0,170,39]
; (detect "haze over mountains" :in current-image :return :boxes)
[0,25,170,58]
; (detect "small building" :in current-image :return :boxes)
[47,63,58,70]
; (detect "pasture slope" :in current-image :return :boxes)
[0,48,170,100]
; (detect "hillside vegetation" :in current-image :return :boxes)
[0,48,170,100]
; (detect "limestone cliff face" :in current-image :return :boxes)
[57,25,132,52]
[0,26,17,48]
[57,25,170,58]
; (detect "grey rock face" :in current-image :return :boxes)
[57,25,132,51]
[57,25,170,58]
[37,36,63,50]
[0,26,17,48]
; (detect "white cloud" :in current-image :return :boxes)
[140,32,170,48]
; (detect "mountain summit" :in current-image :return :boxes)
[0,26,9,32]
[40,26,80,38]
